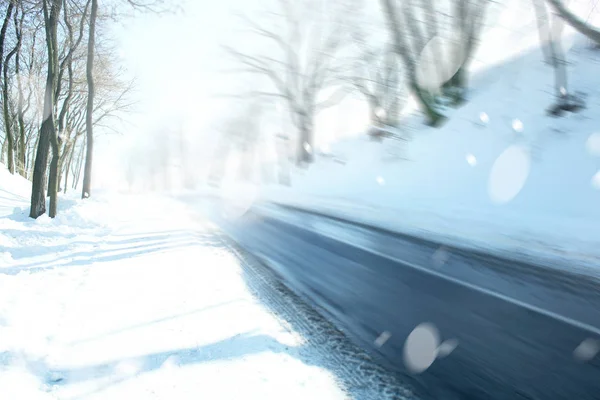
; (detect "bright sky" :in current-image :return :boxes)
[94,0,257,188]
[93,0,370,188]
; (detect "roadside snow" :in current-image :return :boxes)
[0,178,353,399]
[0,163,30,218]
[259,31,600,276]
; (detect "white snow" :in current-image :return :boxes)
[258,14,600,276]
[0,171,351,399]
[511,119,523,133]
[0,163,31,218]
[465,153,478,167]
[479,112,489,124]
[586,133,600,156]
[402,323,458,374]
[573,338,600,362]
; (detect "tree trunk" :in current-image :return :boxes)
[48,132,63,199]
[13,2,25,177]
[16,59,26,176]
[533,0,554,63]
[73,135,85,190]
[63,135,78,193]
[29,130,40,179]
[2,129,14,173]
[81,0,97,199]
[444,67,468,106]
[412,82,445,127]
[2,17,19,174]
[31,113,53,218]
[30,0,63,219]
[1,138,6,164]
[0,1,15,170]
[549,14,569,101]
[296,111,313,165]
[0,2,14,86]
[207,133,230,187]
[57,138,72,192]
[366,94,384,127]
[48,135,60,217]
[440,0,489,106]
[380,0,445,127]
[275,135,291,186]
[535,0,579,115]
[2,86,15,172]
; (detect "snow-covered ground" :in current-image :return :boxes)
[257,9,600,277]
[0,167,413,400]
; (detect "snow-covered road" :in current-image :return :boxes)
[0,190,413,400]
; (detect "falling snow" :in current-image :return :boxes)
[512,119,523,132]
[432,247,450,267]
[376,176,385,185]
[403,323,440,374]
[437,339,459,358]
[466,154,477,167]
[573,339,599,362]
[586,133,600,157]
[374,331,392,347]
[479,112,489,124]
[591,171,600,190]
[403,323,458,374]
[488,145,530,204]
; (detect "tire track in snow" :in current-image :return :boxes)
[217,233,418,400]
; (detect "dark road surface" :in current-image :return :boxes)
[210,202,600,400]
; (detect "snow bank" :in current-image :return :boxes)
[260,32,600,275]
[0,163,30,218]
[0,173,359,399]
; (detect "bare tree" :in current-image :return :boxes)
[60,50,135,193]
[2,4,21,174]
[443,0,489,104]
[546,0,600,45]
[72,133,84,189]
[30,0,63,219]
[380,0,444,126]
[80,0,96,199]
[379,0,489,125]
[533,0,585,115]
[80,0,167,199]
[0,2,15,89]
[48,0,90,197]
[20,17,46,180]
[14,0,29,177]
[348,36,404,129]
[222,0,357,165]
[207,100,264,185]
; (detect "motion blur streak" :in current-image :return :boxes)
[209,203,600,400]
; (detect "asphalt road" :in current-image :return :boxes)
[211,203,600,400]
